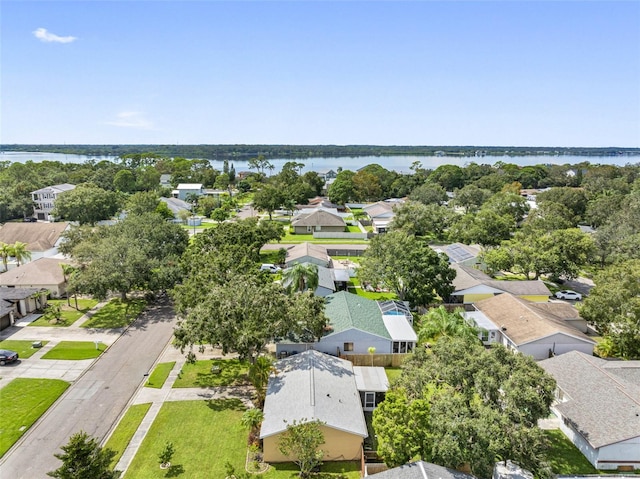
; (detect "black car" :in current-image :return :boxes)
[23,217,37,222]
[0,349,19,365]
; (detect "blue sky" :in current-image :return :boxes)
[2,1,639,147]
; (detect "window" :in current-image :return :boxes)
[343,342,354,352]
[481,331,489,342]
[364,392,375,409]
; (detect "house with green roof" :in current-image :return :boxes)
[276,291,417,358]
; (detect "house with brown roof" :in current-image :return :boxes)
[0,222,71,268]
[291,210,346,234]
[540,351,640,471]
[284,243,331,268]
[0,257,71,298]
[464,293,595,360]
[450,264,551,304]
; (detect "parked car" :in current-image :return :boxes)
[23,217,37,222]
[0,349,19,366]
[555,290,583,301]
[260,264,281,273]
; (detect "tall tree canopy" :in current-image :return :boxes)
[373,337,555,478]
[52,183,121,225]
[358,231,455,307]
[64,213,188,299]
[579,259,640,359]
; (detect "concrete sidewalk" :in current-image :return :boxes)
[112,347,254,475]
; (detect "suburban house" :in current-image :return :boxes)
[284,243,331,268]
[159,197,192,218]
[540,351,640,471]
[363,201,396,234]
[0,288,48,330]
[450,264,551,305]
[260,350,368,462]
[0,222,71,268]
[432,243,482,268]
[464,293,595,360]
[31,183,75,221]
[282,263,341,297]
[0,257,71,298]
[368,460,477,479]
[291,210,346,234]
[171,183,205,201]
[276,291,417,360]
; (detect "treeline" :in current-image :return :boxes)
[2,144,639,159]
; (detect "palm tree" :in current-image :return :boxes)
[282,263,319,294]
[60,264,76,306]
[417,306,480,344]
[10,241,31,267]
[248,355,275,407]
[0,242,11,272]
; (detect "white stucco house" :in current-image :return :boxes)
[540,351,640,471]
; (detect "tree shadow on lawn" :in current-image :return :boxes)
[165,464,185,477]
[205,398,246,412]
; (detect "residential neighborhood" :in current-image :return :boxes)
[0,155,639,479]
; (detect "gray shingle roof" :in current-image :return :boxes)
[285,243,329,266]
[260,350,368,439]
[369,461,476,479]
[291,210,346,227]
[474,293,594,346]
[539,351,640,448]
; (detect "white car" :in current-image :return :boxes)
[555,290,583,301]
[260,264,281,274]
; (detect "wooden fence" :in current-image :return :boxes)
[340,353,410,367]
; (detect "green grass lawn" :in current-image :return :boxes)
[82,298,146,329]
[346,225,362,233]
[123,399,247,479]
[41,341,107,360]
[543,429,598,474]
[277,227,369,245]
[122,399,360,479]
[0,378,69,457]
[29,298,99,327]
[348,286,397,301]
[173,359,249,388]
[180,221,218,231]
[0,339,49,359]
[103,403,152,469]
[385,367,402,383]
[260,250,285,265]
[145,362,175,388]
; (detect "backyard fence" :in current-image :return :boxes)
[340,353,410,367]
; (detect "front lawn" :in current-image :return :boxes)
[543,429,598,474]
[122,399,360,479]
[103,403,152,469]
[29,298,99,327]
[145,362,175,388]
[173,359,249,388]
[123,399,247,479]
[41,341,106,360]
[0,378,69,457]
[82,298,146,329]
[0,339,48,359]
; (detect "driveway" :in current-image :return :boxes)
[0,297,177,479]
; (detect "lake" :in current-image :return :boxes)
[2,151,639,174]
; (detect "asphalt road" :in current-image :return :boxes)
[0,297,177,479]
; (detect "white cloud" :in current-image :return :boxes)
[106,111,154,130]
[33,27,77,44]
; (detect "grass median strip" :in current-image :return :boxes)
[0,339,49,359]
[82,298,146,329]
[103,403,153,469]
[41,341,106,360]
[0,378,69,457]
[145,362,175,388]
